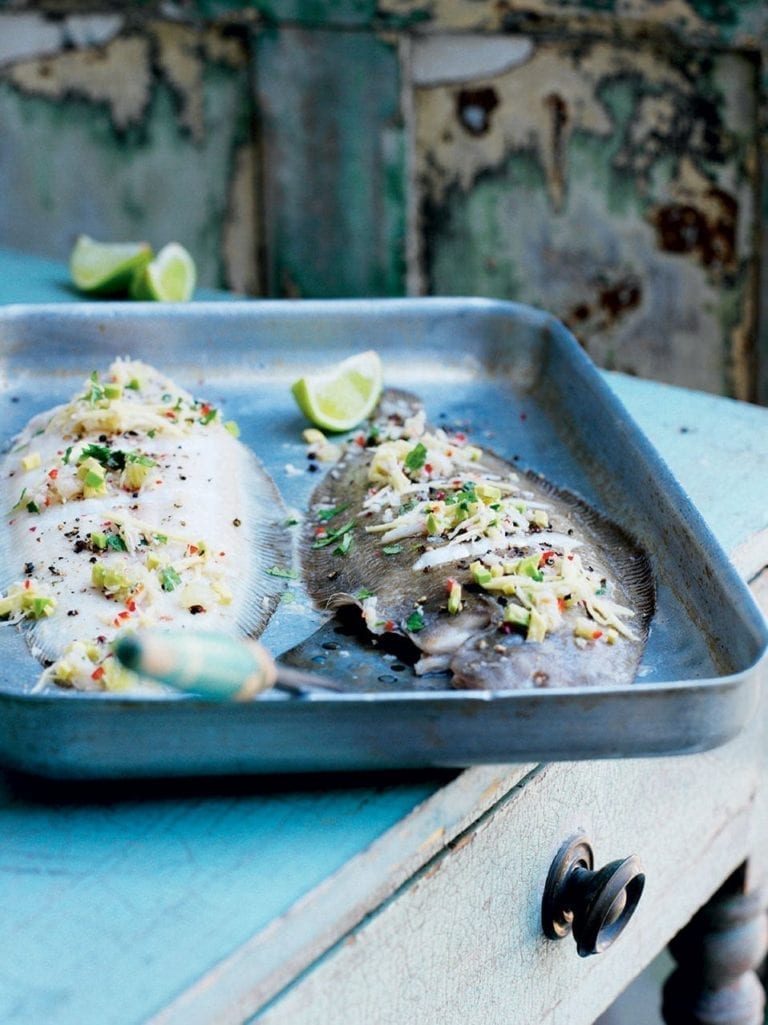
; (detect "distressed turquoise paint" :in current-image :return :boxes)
[0,52,253,290]
[0,771,440,1025]
[255,25,405,297]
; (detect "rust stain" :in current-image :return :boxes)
[649,187,737,276]
[449,831,475,855]
[544,92,568,211]
[564,275,643,335]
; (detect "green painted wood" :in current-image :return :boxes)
[253,24,406,298]
[414,35,760,399]
[0,21,257,291]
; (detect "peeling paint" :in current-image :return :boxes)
[0,12,124,68]
[411,34,533,86]
[222,139,261,294]
[4,34,152,130]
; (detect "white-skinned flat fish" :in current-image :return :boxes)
[0,359,288,691]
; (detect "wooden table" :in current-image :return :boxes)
[1,249,766,1025]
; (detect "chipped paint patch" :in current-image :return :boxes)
[5,35,151,130]
[222,139,261,295]
[411,34,533,86]
[0,13,124,68]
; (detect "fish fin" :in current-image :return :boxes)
[524,469,656,633]
[236,449,293,639]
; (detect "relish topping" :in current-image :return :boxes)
[2,359,246,693]
[356,419,636,646]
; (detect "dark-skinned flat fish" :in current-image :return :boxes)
[300,390,654,691]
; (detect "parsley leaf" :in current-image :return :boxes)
[404,442,427,473]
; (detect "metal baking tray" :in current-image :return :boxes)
[0,299,765,778]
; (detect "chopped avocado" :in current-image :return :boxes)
[476,483,502,503]
[503,603,531,628]
[91,562,134,601]
[526,607,547,642]
[447,580,462,614]
[516,554,544,582]
[470,561,492,586]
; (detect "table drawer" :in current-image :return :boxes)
[255,732,760,1025]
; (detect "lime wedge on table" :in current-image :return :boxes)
[69,235,152,295]
[291,351,383,433]
[130,242,197,302]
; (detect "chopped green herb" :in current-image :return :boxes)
[280,590,296,604]
[63,446,73,465]
[26,500,40,515]
[82,371,106,406]
[224,420,240,438]
[125,452,156,467]
[11,487,28,512]
[405,609,425,632]
[317,503,350,522]
[126,378,141,391]
[199,408,218,425]
[30,597,55,618]
[404,442,428,473]
[148,429,157,439]
[284,517,300,527]
[382,544,403,555]
[106,533,128,552]
[334,532,354,556]
[356,588,375,599]
[159,566,182,592]
[312,521,355,549]
[152,533,168,545]
[266,566,300,579]
[79,444,125,471]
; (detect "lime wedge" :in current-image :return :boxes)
[291,351,383,433]
[130,242,197,302]
[69,235,153,295]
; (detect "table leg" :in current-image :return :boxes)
[662,868,768,1025]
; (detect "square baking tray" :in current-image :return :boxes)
[0,299,765,778]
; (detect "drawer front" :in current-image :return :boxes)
[254,733,760,1025]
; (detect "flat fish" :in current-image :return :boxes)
[0,359,288,691]
[301,391,654,691]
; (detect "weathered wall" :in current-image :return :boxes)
[0,2,764,399]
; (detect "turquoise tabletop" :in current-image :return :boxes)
[1,248,767,1025]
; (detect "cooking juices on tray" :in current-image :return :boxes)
[301,391,655,690]
[1,358,654,694]
[0,359,287,691]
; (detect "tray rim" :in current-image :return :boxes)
[0,297,766,771]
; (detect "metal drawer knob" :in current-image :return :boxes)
[541,833,645,956]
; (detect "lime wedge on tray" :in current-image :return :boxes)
[130,242,196,302]
[69,235,152,295]
[291,351,383,432]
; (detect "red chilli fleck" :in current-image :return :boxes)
[592,630,603,640]
[91,666,105,681]
[48,468,59,480]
